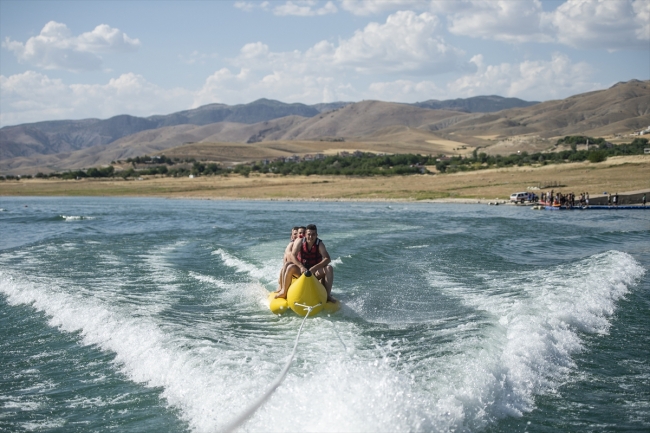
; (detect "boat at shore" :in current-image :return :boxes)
[538,200,648,210]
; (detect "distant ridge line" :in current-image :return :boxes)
[1,79,649,175]
[0,95,538,160]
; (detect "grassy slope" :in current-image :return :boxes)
[2,156,648,201]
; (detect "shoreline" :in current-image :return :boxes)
[136,195,650,206]
[3,187,648,207]
[1,155,648,203]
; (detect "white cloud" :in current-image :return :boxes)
[194,51,602,106]
[232,1,648,51]
[331,11,464,74]
[228,11,466,76]
[233,1,259,12]
[194,10,469,106]
[548,0,649,50]
[0,71,70,125]
[274,1,337,16]
[0,71,191,127]
[2,21,140,72]
[431,0,648,50]
[362,53,602,103]
[178,50,218,65]
[4,3,636,127]
[447,53,600,101]
[236,0,419,16]
[239,42,271,60]
[439,0,553,43]
[75,23,140,52]
[229,42,308,74]
[339,0,425,16]
[234,1,271,12]
[193,67,251,106]
[0,52,606,128]
[367,79,444,102]
[635,0,650,40]
[193,65,360,107]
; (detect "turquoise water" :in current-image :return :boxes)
[1,197,648,432]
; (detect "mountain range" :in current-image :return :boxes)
[1,80,649,175]
[413,95,538,112]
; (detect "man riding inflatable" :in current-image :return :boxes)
[275,224,336,303]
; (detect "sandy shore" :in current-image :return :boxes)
[1,155,649,202]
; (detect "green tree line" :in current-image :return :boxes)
[249,153,427,176]
[2,137,647,180]
[435,137,647,173]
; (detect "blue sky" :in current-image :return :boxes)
[1,0,648,127]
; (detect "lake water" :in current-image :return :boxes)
[1,197,648,432]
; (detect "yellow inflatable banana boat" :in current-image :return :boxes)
[268,272,340,316]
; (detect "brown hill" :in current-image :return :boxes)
[444,79,650,140]
[0,95,529,161]
[1,103,472,173]
[1,80,648,175]
[267,101,469,141]
[0,99,321,161]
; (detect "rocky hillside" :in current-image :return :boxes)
[1,81,648,175]
[0,99,320,160]
[443,80,650,139]
[0,96,536,161]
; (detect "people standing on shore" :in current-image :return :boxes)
[643,193,646,207]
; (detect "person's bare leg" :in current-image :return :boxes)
[316,266,336,302]
[276,266,283,292]
[324,265,336,302]
[275,262,289,292]
[276,264,299,298]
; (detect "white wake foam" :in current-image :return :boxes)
[424,250,645,427]
[212,248,281,287]
[60,215,95,221]
[0,270,244,431]
[0,268,421,432]
[0,249,643,433]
